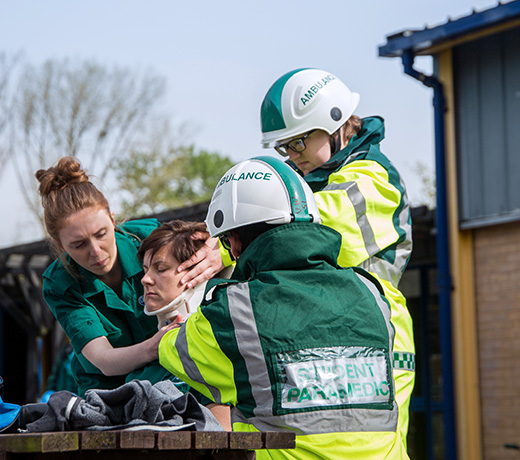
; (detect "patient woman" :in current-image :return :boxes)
[137,220,232,430]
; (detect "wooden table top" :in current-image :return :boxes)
[0,430,296,460]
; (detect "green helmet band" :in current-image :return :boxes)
[260,68,309,134]
[252,156,312,223]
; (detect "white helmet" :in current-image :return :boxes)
[260,68,360,148]
[205,156,321,237]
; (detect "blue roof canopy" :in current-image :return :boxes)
[379,0,520,57]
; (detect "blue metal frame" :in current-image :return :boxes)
[379,0,520,57]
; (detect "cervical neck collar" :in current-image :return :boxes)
[144,282,207,329]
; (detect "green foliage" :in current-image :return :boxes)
[115,146,234,217]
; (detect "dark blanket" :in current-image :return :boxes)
[24,380,223,432]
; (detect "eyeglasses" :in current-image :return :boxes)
[219,232,232,251]
[274,130,316,157]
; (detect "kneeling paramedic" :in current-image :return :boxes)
[159,157,409,460]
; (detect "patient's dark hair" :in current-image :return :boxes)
[138,220,208,264]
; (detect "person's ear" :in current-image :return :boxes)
[110,210,116,227]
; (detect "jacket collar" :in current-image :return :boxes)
[232,223,342,281]
[288,116,385,187]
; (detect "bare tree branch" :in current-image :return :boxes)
[7,57,168,230]
[0,52,22,175]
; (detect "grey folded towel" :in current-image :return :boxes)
[25,380,223,432]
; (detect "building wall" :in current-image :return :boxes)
[453,26,520,229]
[473,221,520,459]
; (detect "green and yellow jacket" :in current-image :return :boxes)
[297,117,415,443]
[160,223,409,459]
[300,116,411,288]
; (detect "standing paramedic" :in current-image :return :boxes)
[159,157,409,459]
[259,68,415,444]
[35,156,184,397]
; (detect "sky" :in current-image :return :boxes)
[0,0,502,248]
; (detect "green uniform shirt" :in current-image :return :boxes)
[42,219,176,397]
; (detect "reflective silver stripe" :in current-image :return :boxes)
[393,352,416,372]
[356,236,412,288]
[324,158,412,288]
[358,239,412,288]
[359,256,400,288]
[322,181,355,192]
[323,181,381,257]
[395,238,413,279]
[227,283,274,417]
[232,403,398,435]
[355,273,394,354]
[342,149,368,166]
[397,176,413,276]
[175,323,222,403]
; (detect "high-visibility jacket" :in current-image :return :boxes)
[160,223,409,459]
[297,116,415,443]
